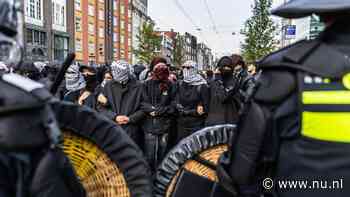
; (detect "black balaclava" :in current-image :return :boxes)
[84,74,98,92]
[217,56,234,82]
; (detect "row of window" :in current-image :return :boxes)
[25,0,42,20]
[26,28,69,61]
[52,2,66,27]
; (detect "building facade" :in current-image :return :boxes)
[131,0,149,64]
[73,0,107,65]
[111,0,133,63]
[197,43,213,71]
[156,30,176,64]
[183,32,197,62]
[23,0,70,62]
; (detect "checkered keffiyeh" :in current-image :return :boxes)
[0,62,9,73]
[110,60,130,84]
[182,60,207,86]
[65,62,86,91]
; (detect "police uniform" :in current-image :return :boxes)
[222,1,350,197]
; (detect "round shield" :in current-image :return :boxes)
[154,125,236,197]
[52,101,152,197]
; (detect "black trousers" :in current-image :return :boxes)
[144,133,168,172]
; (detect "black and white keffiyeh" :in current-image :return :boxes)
[182,60,207,86]
[65,62,86,91]
[111,60,130,84]
[0,62,9,73]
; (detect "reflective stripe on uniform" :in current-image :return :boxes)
[303,91,350,105]
[302,111,350,143]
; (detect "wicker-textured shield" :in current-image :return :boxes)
[154,125,236,197]
[52,101,152,197]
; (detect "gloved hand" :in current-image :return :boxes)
[30,148,86,197]
[176,104,185,115]
[155,106,168,116]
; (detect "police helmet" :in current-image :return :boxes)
[0,0,23,67]
[272,0,350,18]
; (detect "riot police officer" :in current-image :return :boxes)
[0,0,85,196]
[219,1,350,197]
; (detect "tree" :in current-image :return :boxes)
[240,0,277,63]
[133,22,161,64]
[173,34,186,67]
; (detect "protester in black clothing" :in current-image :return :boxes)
[205,56,241,126]
[139,57,168,81]
[206,70,214,82]
[141,62,176,172]
[98,60,145,146]
[63,63,99,109]
[133,64,146,80]
[175,60,209,142]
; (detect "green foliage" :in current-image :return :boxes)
[133,22,161,64]
[240,0,277,63]
[173,34,186,67]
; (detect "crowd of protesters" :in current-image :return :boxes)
[0,54,256,172]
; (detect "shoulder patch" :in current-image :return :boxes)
[255,70,296,103]
[2,73,44,92]
[258,39,319,68]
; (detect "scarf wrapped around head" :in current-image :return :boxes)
[65,62,86,91]
[182,60,207,86]
[152,63,170,92]
[111,60,130,84]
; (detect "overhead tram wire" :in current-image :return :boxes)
[172,0,211,46]
[201,0,226,54]
[202,0,219,34]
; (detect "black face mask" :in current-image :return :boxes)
[84,74,98,91]
[221,70,233,80]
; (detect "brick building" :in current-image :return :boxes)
[73,0,107,65]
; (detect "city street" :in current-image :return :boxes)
[0,0,346,197]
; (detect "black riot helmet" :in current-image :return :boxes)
[0,0,23,67]
[272,0,350,18]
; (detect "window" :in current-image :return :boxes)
[26,29,46,46]
[120,5,125,15]
[120,21,125,29]
[88,5,95,16]
[113,17,118,26]
[88,42,95,54]
[120,35,124,44]
[75,17,82,32]
[128,38,131,46]
[99,28,104,38]
[88,23,95,34]
[54,36,69,61]
[29,0,35,17]
[128,10,131,18]
[37,0,41,19]
[99,10,104,20]
[75,39,82,51]
[26,29,33,44]
[113,33,118,42]
[75,0,81,10]
[61,7,65,26]
[113,1,117,10]
[128,23,131,32]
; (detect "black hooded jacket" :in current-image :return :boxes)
[205,77,240,126]
[98,78,145,144]
[174,81,210,141]
[141,80,176,135]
